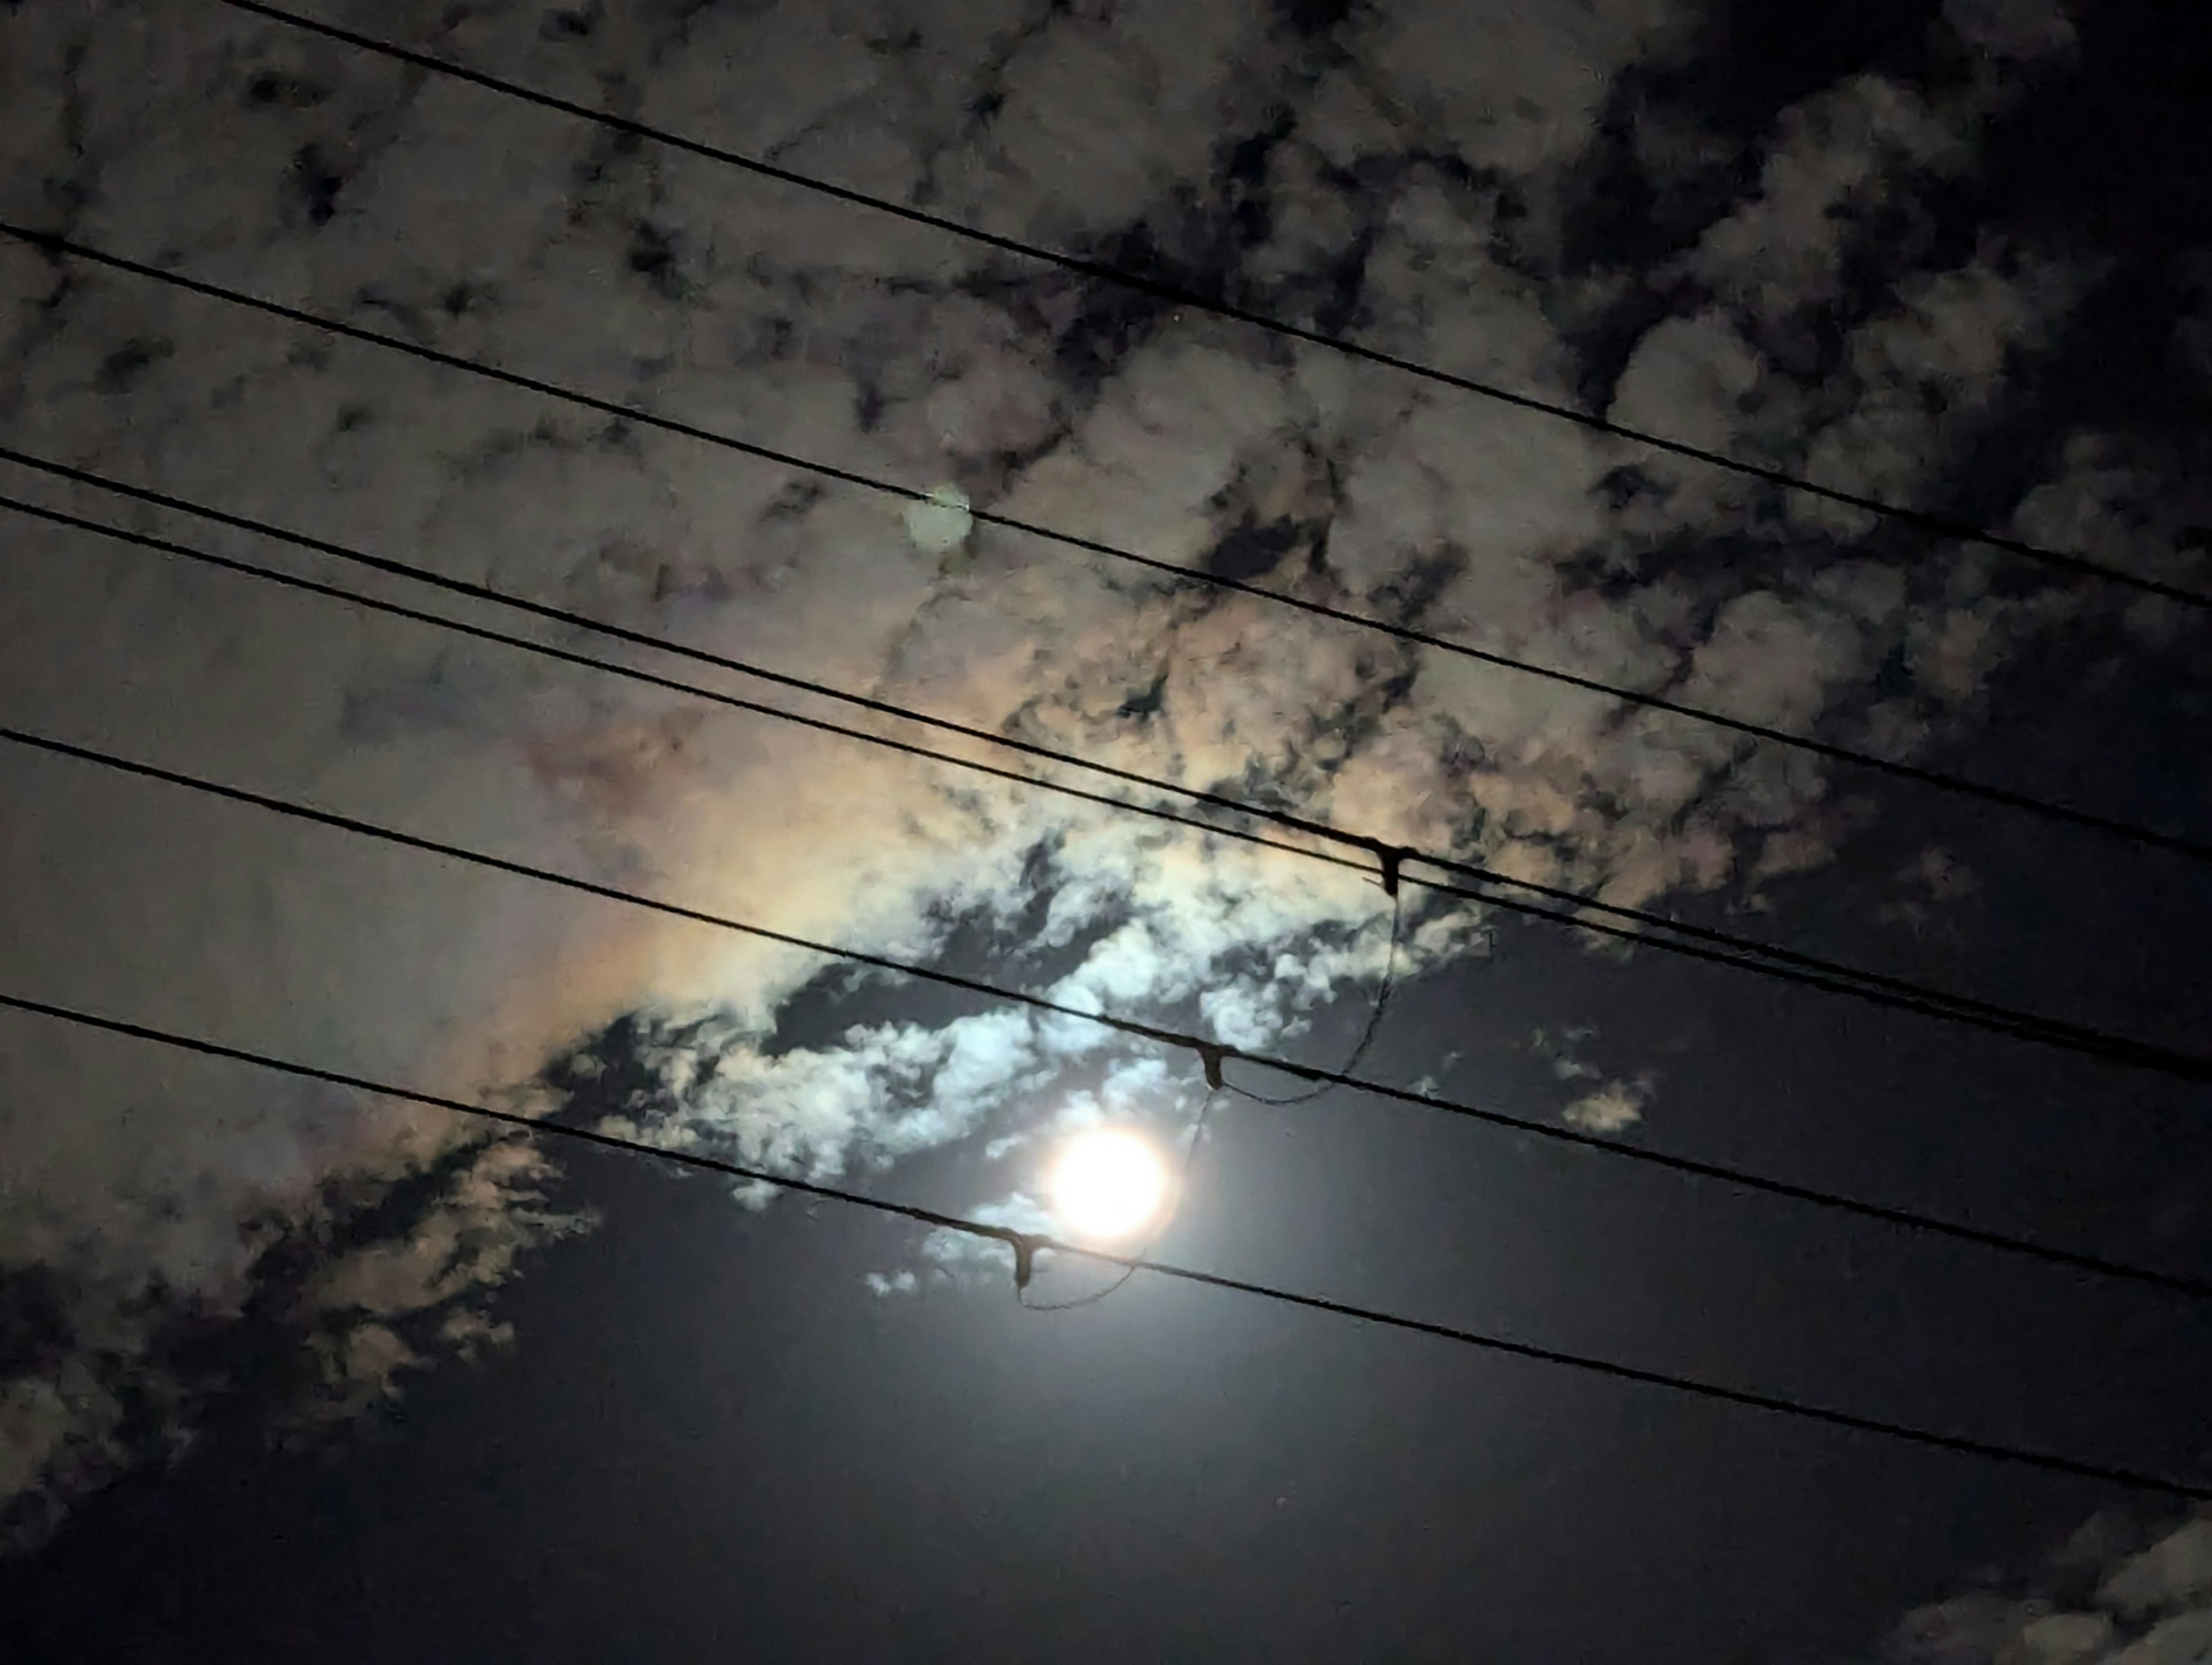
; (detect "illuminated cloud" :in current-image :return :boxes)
[1,0,2199,1550]
[1562,1078,1653,1135]
[1880,1511,2212,1664]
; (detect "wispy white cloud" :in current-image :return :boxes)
[0,0,2188,1550]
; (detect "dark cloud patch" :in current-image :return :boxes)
[1975,0,2212,253]
[1547,0,1953,397]
[1118,667,1169,720]
[625,219,687,301]
[1303,215,1382,335]
[241,69,328,110]
[438,280,491,320]
[0,1266,74,1379]
[1202,438,1339,585]
[1763,168,2002,388]
[1216,112,1299,256]
[770,863,1129,1044]
[1961,2,2212,446]
[865,24,925,60]
[543,845,1128,1111]
[1362,543,1464,624]
[1204,515,1307,583]
[1272,0,1360,37]
[760,477,825,519]
[0,1133,543,1556]
[539,1012,689,1129]
[1693,0,1942,126]
[92,335,170,395]
[538,5,599,42]
[1049,242,1178,392]
[286,141,345,228]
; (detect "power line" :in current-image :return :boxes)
[4,985,2205,1501]
[6,8,2198,1504]
[5,485,2204,1086]
[6,718,2209,1306]
[6,472,2206,1087]
[215,0,2212,619]
[8,221,2209,870]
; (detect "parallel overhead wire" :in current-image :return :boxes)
[5,988,2207,1500]
[5,472,2207,1088]
[5,718,2210,1306]
[3,3,2204,1515]
[215,0,2212,617]
[6,221,2209,870]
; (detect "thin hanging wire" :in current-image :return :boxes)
[1224,883,1408,1109]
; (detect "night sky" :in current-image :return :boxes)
[5,0,2212,1659]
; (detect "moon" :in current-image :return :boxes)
[1047,1127,1171,1243]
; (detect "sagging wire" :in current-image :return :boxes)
[1222,846,1408,1109]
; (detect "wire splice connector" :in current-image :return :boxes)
[1195,1044,1226,1092]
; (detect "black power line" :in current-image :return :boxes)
[6,718,2209,1306]
[5,987,2206,1501]
[7,221,2209,870]
[217,0,2212,619]
[6,471,2207,1088]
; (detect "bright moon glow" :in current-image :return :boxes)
[1048,1127,1171,1243]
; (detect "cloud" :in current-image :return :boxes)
[1562,1076,1654,1135]
[0,0,2195,1552]
[1344,0,1692,178]
[1943,0,2078,66]
[1880,1511,2212,1665]
[1685,74,1968,321]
